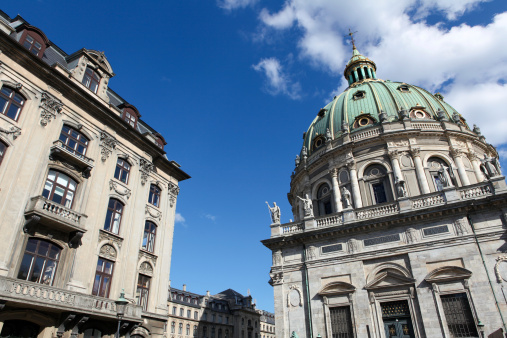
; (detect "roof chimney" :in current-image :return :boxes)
[183,284,186,291]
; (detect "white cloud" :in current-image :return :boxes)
[249,1,507,145]
[218,0,257,11]
[204,213,217,222]
[175,213,185,223]
[252,57,301,99]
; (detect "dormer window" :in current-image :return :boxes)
[397,85,410,93]
[154,133,167,150]
[123,110,137,128]
[82,67,100,94]
[352,114,375,129]
[22,35,43,57]
[352,90,366,100]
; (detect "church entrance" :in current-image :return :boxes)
[381,300,415,338]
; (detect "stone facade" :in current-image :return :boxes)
[262,46,507,337]
[0,11,189,338]
[168,287,274,338]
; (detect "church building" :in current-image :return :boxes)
[262,39,507,338]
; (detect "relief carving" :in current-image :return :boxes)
[99,131,118,162]
[39,91,63,126]
[0,125,21,140]
[405,228,418,244]
[139,157,154,185]
[495,256,507,283]
[139,261,154,276]
[272,250,282,266]
[287,285,302,307]
[347,239,358,254]
[99,244,117,260]
[269,272,283,286]
[306,246,316,261]
[145,205,162,220]
[454,218,468,236]
[98,230,123,248]
[109,180,131,199]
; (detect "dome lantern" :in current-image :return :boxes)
[343,31,377,86]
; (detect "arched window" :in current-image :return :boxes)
[194,311,198,319]
[317,183,333,216]
[171,322,175,333]
[17,238,61,285]
[59,125,89,157]
[0,86,25,121]
[22,34,43,56]
[82,66,100,93]
[211,327,215,338]
[187,309,191,317]
[363,164,392,205]
[203,327,207,337]
[193,325,197,337]
[179,323,183,334]
[0,141,7,166]
[42,170,77,208]
[186,324,190,335]
[92,258,114,297]
[114,158,131,184]
[103,198,124,234]
[142,221,157,252]
[180,308,184,317]
[148,184,161,207]
[0,320,40,338]
[136,274,151,311]
[172,306,177,315]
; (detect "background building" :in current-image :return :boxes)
[168,286,274,338]
[262,42,507,338]
[0,11,189,338]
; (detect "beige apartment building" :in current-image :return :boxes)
[168,286,274,338]
[0,10,189,338]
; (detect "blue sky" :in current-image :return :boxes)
[4,0,507,313]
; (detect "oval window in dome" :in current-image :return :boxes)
[313,136,325,150]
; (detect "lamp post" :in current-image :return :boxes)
[115,290,129,338]
[477,319,485,338]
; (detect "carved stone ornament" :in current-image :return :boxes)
[287,285,303,307]
[495,256,507,283]
[145,205,162,220]
[306,246,317,261]
[169,195,176,208]
[139,261,154,276]
[409,147,421,157]
[0,125,21,140]
[454,218,468,236]
[99,244,117,260]
[269,272,283,286]
[98,230,123,248]
[168,182,180,196]
[138,250,157,265]
[139,157,154,185]
[388,150,400,160]
[39,91,63,126]
[99,131,118,162]
[347,239,357,254]
[272,250,282,266]
[109,179,131,199]
[388,140,409,148]
[405,228,417,244]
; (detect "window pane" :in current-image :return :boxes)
[0,97,8,113]
[30,257,45,282]
[56,175,68,186]
[41,260,56,285]
[17,254,33,280]
[64,191,74,208]
[104,210,113,231]
[37,241,49,256]
[49,245,60,259]
[92,275,101,295]
[25,239,37,253]
[6,105,20,120]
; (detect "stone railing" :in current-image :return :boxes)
[50,140,95,167]
[350,127,381,142]
[281,222,304,235]
[0,276,142,321]
[316,213,343,227]
[459,182,492,199]
[24,196,87,232]
[412,122,444,131]
[355,202,399,220]
[411,192,445,209]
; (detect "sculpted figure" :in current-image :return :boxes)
[438,164,454,187]
[295,155,300,167]
[481,153,500,178]
[341,186,352,209]
[325,128,332,142]
[395,176,407,198]
[296,194,314,217]
[272,250,282,266]
[266,201,281,224]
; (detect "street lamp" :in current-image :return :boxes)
[477,319,485,338]
[115,289,129,338]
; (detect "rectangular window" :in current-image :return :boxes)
[330,306,353,338]
[187,309,191,318]
[17,238,60,286]
[372,182,387,204]
[92,258,114,297]
[441,293,479,337]
[136,274,150,311]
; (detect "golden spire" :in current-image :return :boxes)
[345,29,358,50]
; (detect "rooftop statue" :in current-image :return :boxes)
[266,201,281,224]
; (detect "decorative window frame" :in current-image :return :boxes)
[365,264,423,338]
[318,281,357,338]
[312,135,326,151]
[352,113,376,129]
[425,266,479,337]
[397,84,411,93]
[352,90,366,101]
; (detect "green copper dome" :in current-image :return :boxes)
[302,48,463,156]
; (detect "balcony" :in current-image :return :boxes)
[0,276,142,322]
[24,196,88,246]
[49,140,94,177]
[270,181,499,237]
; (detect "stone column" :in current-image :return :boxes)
[468,152,485,182]
[388,150,403,180]
[330,168,342,213]
[347,161,362,209]
[353,70,359,82]
[410,148,431,194]
[451,148,470,186]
